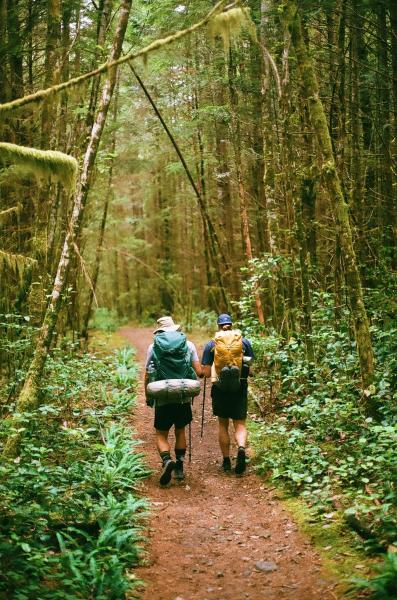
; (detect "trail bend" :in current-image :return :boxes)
[120,326,339,600]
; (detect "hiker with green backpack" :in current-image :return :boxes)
[145,316,202,486]
[201,314,254,475]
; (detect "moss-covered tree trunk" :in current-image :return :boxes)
[2,0,133,459]
[296,174,314,362]
[283,0,374,393]
[41,0,61,146]
[390,0,397,151]
[228,50,265,325]
[0,0,9,106]
[376,2,395,265]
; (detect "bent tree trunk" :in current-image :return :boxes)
[2,0,133,459]
[283,1,374,395]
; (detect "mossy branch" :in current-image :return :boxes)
[0,205,20,219]
[0,142,77,189]
[0,0,239,116]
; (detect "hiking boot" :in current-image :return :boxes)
[235,447,246,475]
[222,457,232,473]
[159,459,175,486]
[174,459,185,481]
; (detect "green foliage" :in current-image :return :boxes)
[0,346,149,599]
[0,313,38,399]
[349,551,397,599]
[190,309,218,332]
[245,286,396,559]
[90,307,126,332]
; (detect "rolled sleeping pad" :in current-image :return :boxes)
[147,378,201,405]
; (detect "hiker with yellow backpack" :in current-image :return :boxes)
[201,314,254,475]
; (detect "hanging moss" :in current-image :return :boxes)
[208,6,257,51]
[0,142,78,189]
[0,249,37,280]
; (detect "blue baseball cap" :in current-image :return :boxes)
[217,313,233,326]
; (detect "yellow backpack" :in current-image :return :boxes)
[212,330,243,390]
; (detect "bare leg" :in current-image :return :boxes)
[155,429,170,454]
[175,426,186,450]
[233,419,247,448]
[218,417,230,457]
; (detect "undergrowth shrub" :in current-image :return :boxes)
[349,551,397,599]
[189,309,218,333]
[89,307,125,332]
[0,345,149,599]
[237,282,397,596]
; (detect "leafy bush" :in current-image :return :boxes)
[190,309,218,332]
[0,313,38,399]
[0,345,149,599]
[89,307,124,332]
[244,291,396,556]
[349,551,397,599]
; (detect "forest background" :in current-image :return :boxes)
[0,0,396,598]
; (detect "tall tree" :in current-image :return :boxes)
[283,0,375,392]
[3,0,133,458]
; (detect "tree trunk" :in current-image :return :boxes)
[0,0,10,105]
[390,0,397,152]
[41,0,61,147]
[7,0,24,101]
[297,175,314,361]
[2,0,133,459]
[284,0,374,393]
[228,50,265,325]
[377,2,395,263]
[350,0,365,265]
[85,0,114,133]
[81,80,120,339]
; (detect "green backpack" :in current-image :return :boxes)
[151,331,196,382]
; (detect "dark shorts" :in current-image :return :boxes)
[154,402,193,431]
[211,382,248,421]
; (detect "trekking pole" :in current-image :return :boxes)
[200,377,206,438]
[188,418,192,464]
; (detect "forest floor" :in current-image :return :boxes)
[119,326,342,600]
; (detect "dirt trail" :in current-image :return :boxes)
[120,326,339,600]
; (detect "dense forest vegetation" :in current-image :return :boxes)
[0,0,396,598]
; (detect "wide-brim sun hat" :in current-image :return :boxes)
[217,313,233,326]
[154,316,181,334]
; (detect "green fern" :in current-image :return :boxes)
[349,552,397,599]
